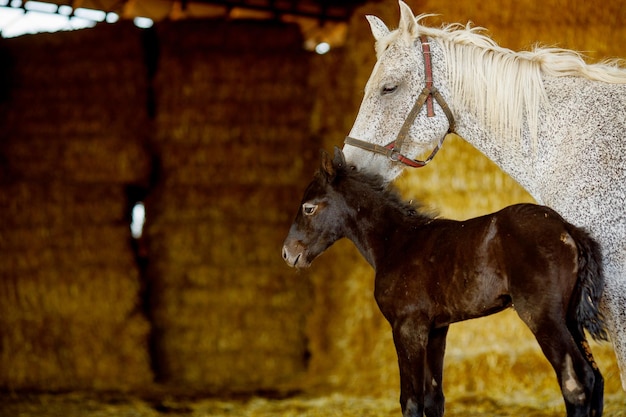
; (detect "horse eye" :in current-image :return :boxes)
[302,203,318,216]
[381,84,398,95]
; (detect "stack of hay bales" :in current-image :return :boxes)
[148,19,315,393]
[0,23,153,391]
[410,0,626,60]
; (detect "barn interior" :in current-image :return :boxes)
[0,0,625,415]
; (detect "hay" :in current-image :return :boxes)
[1,390,624,417]
[0,265,139,320]
[401,0,626,60]
[0,21,153,391]
[1,136,151,184]
[0,314,151,392]
[156,19,305,53]
[145,18,317,393]
[0,21,151,185]
[146,184,299,224]
[0,180,127,227]
[0,219,154,390]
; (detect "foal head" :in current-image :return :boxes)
[282,147,425,269]
[282,148,354,268]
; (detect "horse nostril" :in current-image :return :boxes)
[282,246,288,260]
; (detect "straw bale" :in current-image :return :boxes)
[0,223,134,253]
[0,179,152,391]
[0,313,152,391]
[401,0,626,60]
[155,347,307,391]
[0,181,128,227]
[157,53,310,94]
[201,124,313,147]
[150,266,309,318]
[146,183,313,392]
[62,137,152,184]
[150,270,310,387]
[154,143,309,186]
[309,49,356,150]
[149,259,312,391]
[147,184,300,225]
[152,19,313,169]
[152,304,307,355]
[1,20,144,56]
[0,266,141,322]
[144,17,316,391]
[1,136,152,184]
[154,114,312,149]
[155,97,311,129]
[156,19,305,54]
[147,220,292,269]
[4,106,149,139]
[0,21,151,185]
[0,243,137,274]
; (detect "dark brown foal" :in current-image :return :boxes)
[283,148,606,417]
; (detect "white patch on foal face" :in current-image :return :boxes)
[342,3,452,182]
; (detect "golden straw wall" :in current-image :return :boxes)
[147,19,316,393]
[0,19,317,395]
[0,23,153,390]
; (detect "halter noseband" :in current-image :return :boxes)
[344,36,456,168]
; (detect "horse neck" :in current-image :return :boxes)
[432,38,543,198]
[452,110,541,198]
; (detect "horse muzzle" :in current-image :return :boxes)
[282,242,309,268]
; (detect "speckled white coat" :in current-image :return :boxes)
[342,1,626,390]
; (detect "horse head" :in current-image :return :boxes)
[282,148,349,269]
[342,1,454,182]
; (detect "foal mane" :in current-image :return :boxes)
[333,164,434,225]
[377,14,626,146]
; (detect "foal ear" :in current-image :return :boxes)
[320,149,336,182]
[366,15,390,41]
[332,146,347,171]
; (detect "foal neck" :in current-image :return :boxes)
[340,178,431,270]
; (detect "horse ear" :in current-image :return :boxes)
[365,15,390,41]
[320,149,336,182]
[398,0,419,38]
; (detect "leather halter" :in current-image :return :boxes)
[344,36,456,168]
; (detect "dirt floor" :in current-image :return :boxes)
[1,391,625,417]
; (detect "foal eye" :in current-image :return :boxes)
[381,84,398,95]
[302,203,318,216]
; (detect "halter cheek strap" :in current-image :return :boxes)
[422,37,435,117]
[344,36,456,168]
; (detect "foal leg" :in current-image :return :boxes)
[568,324,604,416]
[523,314,595,417]
[392,316,429,417]
[424,326,448,417]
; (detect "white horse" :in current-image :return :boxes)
[342,0,626,394]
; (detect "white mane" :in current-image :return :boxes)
[377,15,626,146]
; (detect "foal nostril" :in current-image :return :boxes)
[282,246,288,261]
